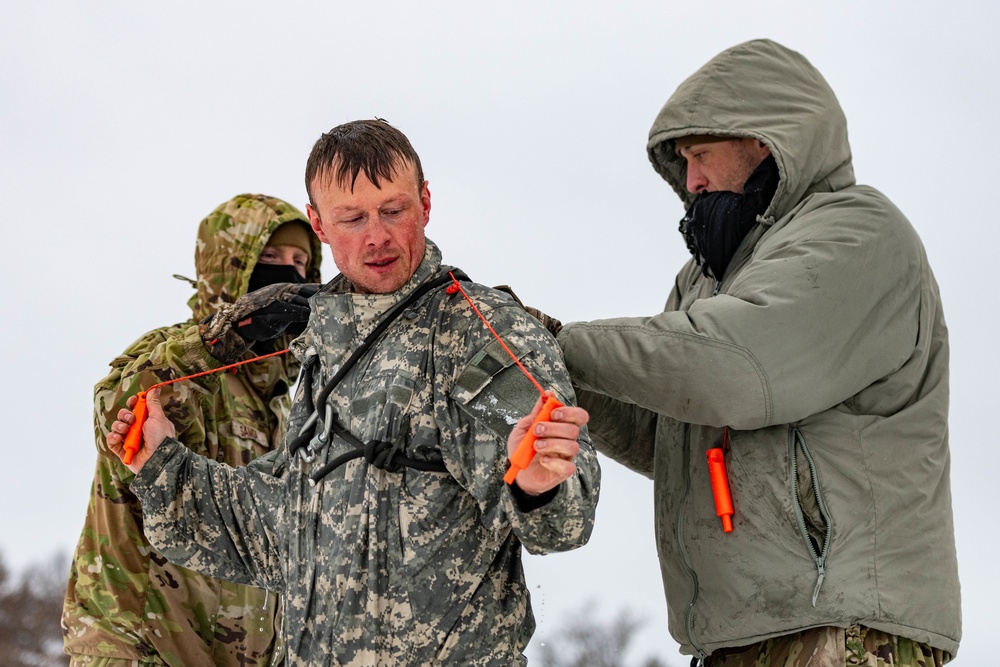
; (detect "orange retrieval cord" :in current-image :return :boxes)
[121,348,290,464]
[445,272,564,484]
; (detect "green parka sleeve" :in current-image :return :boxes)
[574,387,659,479]
[559,187,923,430]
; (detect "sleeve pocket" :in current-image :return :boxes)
[450,336,542,442]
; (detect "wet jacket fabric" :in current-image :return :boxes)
[63,194,322,665]
[557,39,960,660]
[130,239,600,667]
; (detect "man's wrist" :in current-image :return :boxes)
[509,481,560,512]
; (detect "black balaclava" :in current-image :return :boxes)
[679,154,779,280]
[247,262,306,294]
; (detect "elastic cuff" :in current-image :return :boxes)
[509,481,560,512]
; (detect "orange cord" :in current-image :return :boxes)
[446,272,545,397]
[121,348,290,463]
[447,272,562,484]
[126,278,560,484]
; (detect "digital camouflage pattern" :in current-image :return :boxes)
[702,625,944,667]
[63,194,322,665]
[131,239,601,667]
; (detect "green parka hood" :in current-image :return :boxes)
[188,193,323,321]
[647,39,856,221]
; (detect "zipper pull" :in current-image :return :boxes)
[811,563,826,606]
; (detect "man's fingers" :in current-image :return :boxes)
[117,408,134,424]
[551,405,589,427]
[533,437,580,458]
[532,421,580,442]
[537,456,576,479]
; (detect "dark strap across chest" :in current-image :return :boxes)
[288,270,469,482]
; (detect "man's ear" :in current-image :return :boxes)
[420,181,431,227]
[305,204,329,244]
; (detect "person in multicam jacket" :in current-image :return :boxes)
[63,193,323,666]
[103,120,600,667]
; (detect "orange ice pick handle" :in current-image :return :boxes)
[122,391,148,465]
[706,447,734,532]
[504,396,563,484]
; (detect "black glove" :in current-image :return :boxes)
[492,284,563,338]
[201,283,320,364]
[232,291,316,342]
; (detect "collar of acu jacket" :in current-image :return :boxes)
[289,239,445,362]
[646,39,857,226]
[186,193,322,322]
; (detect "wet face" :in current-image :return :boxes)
[677,138,771,194]
[306,161,430,294]
[256,244,309,278]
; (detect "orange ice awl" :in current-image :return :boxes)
[503,395,564,484]
[707,447,734,533]
[122,392,148,465]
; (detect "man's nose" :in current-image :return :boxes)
[365,215,392,246]
[686,163,708,193]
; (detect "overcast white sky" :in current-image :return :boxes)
[2,2,997,664]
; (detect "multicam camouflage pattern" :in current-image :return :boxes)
[63,194,321,665]
[131,239,600,667]
[702,624,945,667]
[200,281,319,365]
[69,657,146,667]
[188,194,323,321]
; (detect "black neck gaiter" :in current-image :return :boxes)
[244,263,307,354]
[679,155,780,280]
[247,262,305,294]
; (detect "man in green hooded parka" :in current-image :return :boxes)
[552,39,961,666]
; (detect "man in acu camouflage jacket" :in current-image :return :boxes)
[63,194,324,666]
[104,120,600,666]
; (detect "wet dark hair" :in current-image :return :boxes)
[304,119,424,207]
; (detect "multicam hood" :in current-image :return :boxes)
[188,194,323,321]
[647,39,856,222]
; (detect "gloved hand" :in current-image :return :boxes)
[493,285,564,338]
[200,283,320,364]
